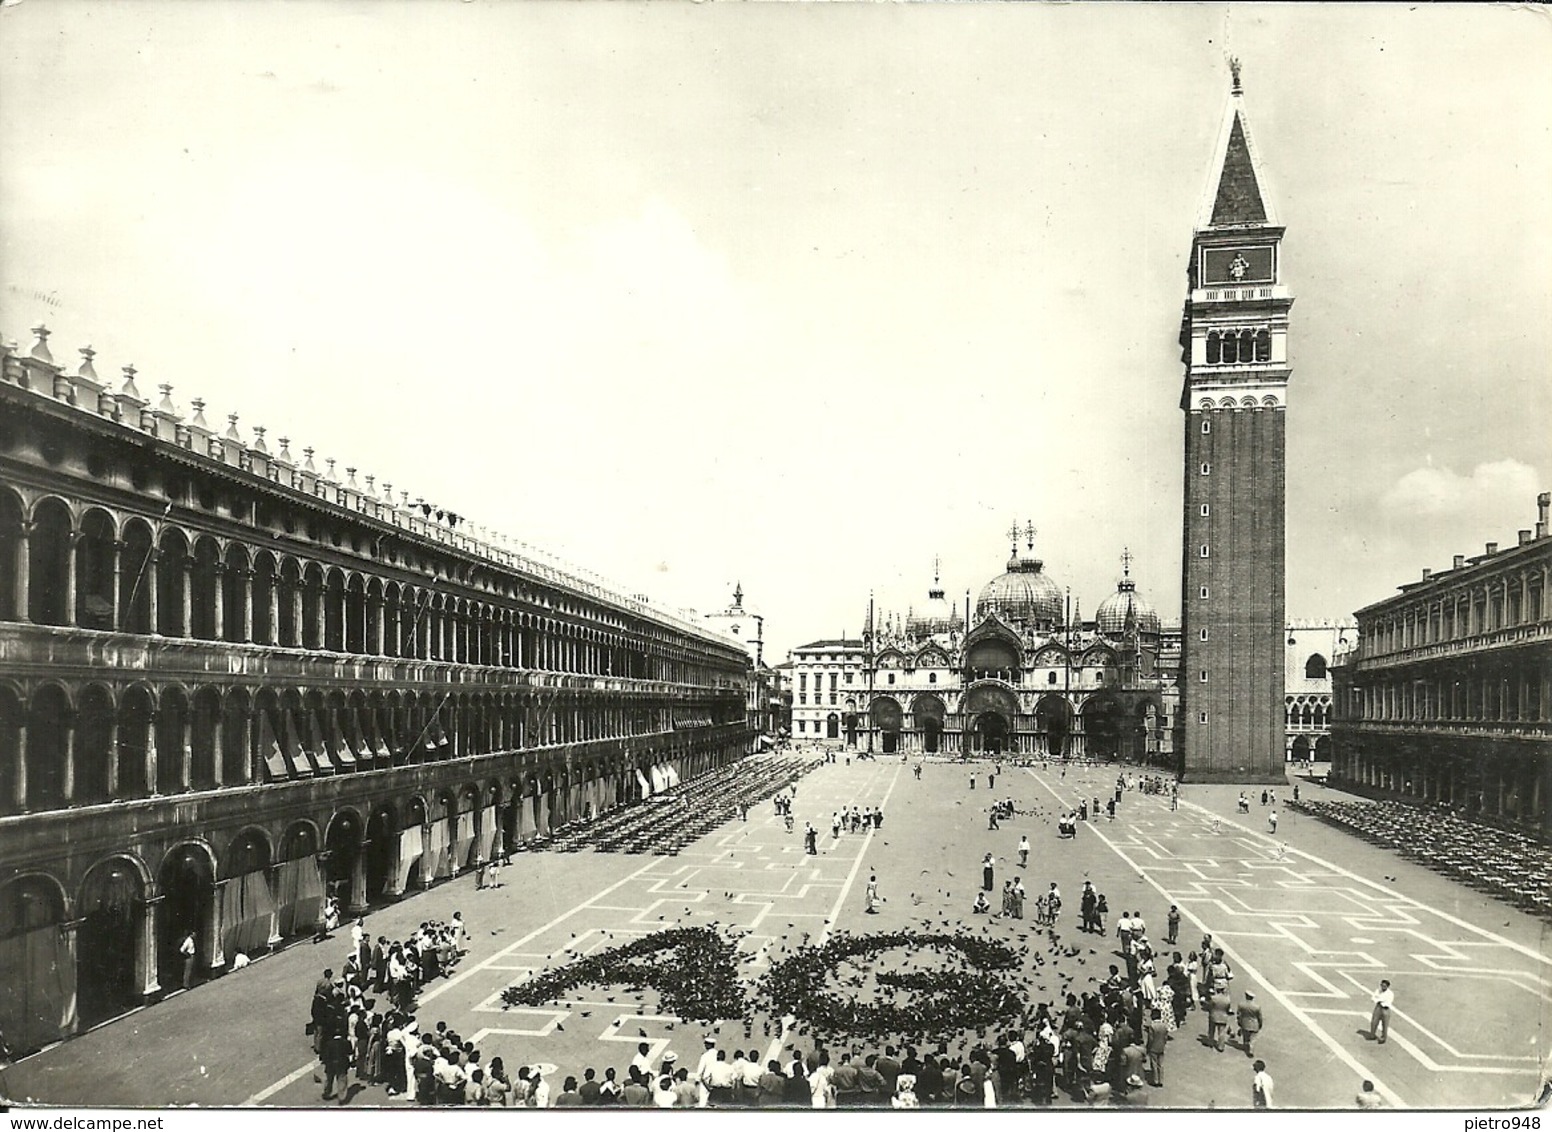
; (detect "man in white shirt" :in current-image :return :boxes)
[695,1037,719,1107]
[1017,835,1031,869]
[1369,979,1394,1044]
[629,1041,655,1081]
[1251,1060,1274,1108]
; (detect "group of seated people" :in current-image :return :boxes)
[1291,795,1551,917]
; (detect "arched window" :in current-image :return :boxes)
[1255,329,1271,361]
[1239,329,1256,361]
[1305,653,1328,680]
[1206,331,1222,364]
[1220,332,1237,364]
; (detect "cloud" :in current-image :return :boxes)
[1381,459,1539,518]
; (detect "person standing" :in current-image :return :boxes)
[1268,809,1278,834]
[1368,979,1394,1044]
[1142,1008,1169,1087]
[1237,992,1263,1056]
[865,875,882,914]
[178,930,198,990]
[1251,1060,1274,1108]
[1018,834,1031,869]
[1207,987,1232,1052]
[982,853,995,893]
[1166,905,1181,945]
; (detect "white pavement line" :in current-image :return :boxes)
[244,853,663,1106]
[1024,768,1406,1110]
[246,1061,318,1105]
[763,761,905,1069]
[1179,800,1552,969]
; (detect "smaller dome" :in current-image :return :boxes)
[1096,553,1161,638]
[907,558,960,638]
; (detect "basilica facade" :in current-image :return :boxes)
[841,530,1176,763]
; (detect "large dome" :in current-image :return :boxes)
[1096,566,1161,638]
[975,550,1063,631]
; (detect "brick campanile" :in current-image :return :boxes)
[1177,62,1290,783]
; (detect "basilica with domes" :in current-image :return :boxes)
[852,525,1175,761]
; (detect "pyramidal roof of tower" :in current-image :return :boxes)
[1196,74,1280,231]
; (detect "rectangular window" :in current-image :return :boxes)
[1202,420,1212,434]
[1201,463,1212,475]
[1200,586,1210,599]
[1198,711,1208,724]
[1199,629,1209,640]
[1200,503,1210,517]
[1200,545,1210,557]
[1199,670,1208,682]
[887,673,896,685]
[798,720,806,733]
[830,693,837,705]
[798,694,806,705]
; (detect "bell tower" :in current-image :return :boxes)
[1178,60,1290,782]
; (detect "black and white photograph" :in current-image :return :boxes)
[0,0,1547,1119]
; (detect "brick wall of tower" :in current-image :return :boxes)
[1179,404,1286,781]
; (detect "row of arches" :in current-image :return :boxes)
[0,739,733,1051]
[857,692,1165,760]
[1205,327,1272,364]
[0,679,738,815]
[0,490,745,689]
[1286,698,1332,730]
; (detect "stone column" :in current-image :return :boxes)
[106,715,120,796]
[266,866,282,946]
[180,713,193,791]
[267,573,281,646]
[144,712,159,797]
[241,710,255,784]
[13,720,27,811]
[58,917,83,1036]
[205,880,227,974]
[138,895,163,999]
[212,562,225,641]
[180,558,192,638]
[108,539,122,630]
[146,550,160,635]
[240,567,253,643]
[348,847,369,916]
[15,521,31,623]
[211,713,224,787]
[62,712,76,802]
[64,532,78,627]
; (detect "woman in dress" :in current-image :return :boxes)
[1186,951,1202,1008]
[1091,1020,1114,1084]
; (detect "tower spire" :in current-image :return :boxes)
[1196,58,1279,231]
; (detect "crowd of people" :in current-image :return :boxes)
[307,913,471,1102]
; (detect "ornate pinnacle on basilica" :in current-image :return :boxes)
[1025,520,1037,552]
[1229,55,1242,95]
[1120,546,1133,577]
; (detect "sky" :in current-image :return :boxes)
[2,2,1548,663]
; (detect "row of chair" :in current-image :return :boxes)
[1290,796,1552,920]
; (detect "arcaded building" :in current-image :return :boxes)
[1330,493,1551,834]
[0,330,750,1049]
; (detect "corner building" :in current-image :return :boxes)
[0,330,749,1050]
[1177,71,1290,782]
